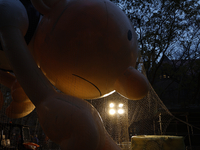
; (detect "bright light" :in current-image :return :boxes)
[109,109,116,115]
[119,103,123,108]
[118,109,124,114]
[103,90,115,97]
[109,103,114,108]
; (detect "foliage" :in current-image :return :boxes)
[110,0,200,106]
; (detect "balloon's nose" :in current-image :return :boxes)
[114,66,149,100]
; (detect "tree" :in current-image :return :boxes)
[110,0,200,105]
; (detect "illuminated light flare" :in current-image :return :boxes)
[109,103,114,108]
[109,109,116,115]
[118,103,123,108]
[118,109,124,114]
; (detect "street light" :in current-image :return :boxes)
[109,109,116,115]
[118,109,124,114]
[119,103,123,108]
[110,103,115,108]
[109,102,124,115]
[108,102,126,145]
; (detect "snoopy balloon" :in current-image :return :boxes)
[0,0,148,118]
[0,0,149,118]
[0,0,149,149]
[31,0,149,100]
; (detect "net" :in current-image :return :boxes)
[87,77,175,150]
[0,63,200,150]
[87,62,200,150]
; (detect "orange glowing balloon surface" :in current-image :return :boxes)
[32,0,149,100]
[0,70,35,118]
[0,0,149,120]
[0,0,149,101]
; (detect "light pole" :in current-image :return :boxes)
[108,102,125,116]
[108,102,125,145]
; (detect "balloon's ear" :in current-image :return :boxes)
[31,0,60,15]
[114,66,149,100]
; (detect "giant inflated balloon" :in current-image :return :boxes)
[0,0,149,149]
[0,0,148,100]
[32,0,149,100]
[0,0,149,119]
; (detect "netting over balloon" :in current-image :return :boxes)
[0,63,199,150]
[87,78,175,150]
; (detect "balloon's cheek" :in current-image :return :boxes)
[114,66,149,100]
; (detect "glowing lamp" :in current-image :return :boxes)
[109,109,116,115]
[119,103,123,108]
[118,109,124,114]
[109,103,115,108]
